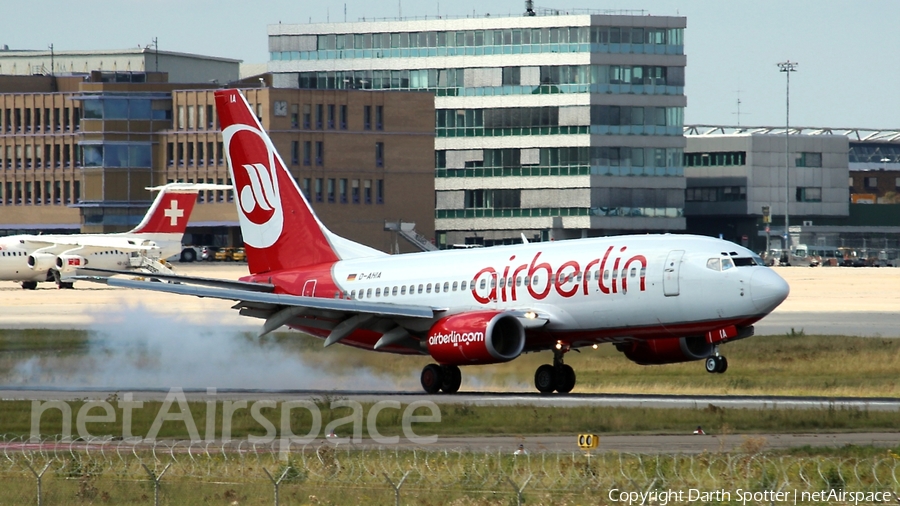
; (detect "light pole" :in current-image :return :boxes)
[777,60,798,257]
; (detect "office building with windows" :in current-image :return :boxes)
[1,67,435,253]
[683,127,849,250]
[267,9,687,246]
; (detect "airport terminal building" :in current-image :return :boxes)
[683,126,900,256]
[267,9,688,246]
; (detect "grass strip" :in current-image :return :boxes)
[4,398,899,440]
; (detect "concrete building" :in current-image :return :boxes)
[683,127,849,251]
[0,48,240,84]
[0,69,436,254]
[267,9,687,247]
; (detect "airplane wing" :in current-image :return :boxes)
[21,236,158,252]
[78,273,435,321]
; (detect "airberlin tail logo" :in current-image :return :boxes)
[223,123,284,248]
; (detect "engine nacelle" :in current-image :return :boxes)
[56,254,88,273]
[426,311,525,365]
[617,336,714,365]
[27,253,57,271]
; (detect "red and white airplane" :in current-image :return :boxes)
[91,89,790,394]
[0,183,225,289]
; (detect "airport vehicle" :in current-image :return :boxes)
[0,183,227,289]
[213,247,245,262]
[200,246,221,261]
[88,89,790,394]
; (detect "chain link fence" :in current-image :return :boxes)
[2,435,899,504]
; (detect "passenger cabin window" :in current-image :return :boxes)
[375,288,381,296]
[401,286,407,295]
[426,283,432,293]
[706,258,721,271]
[443,282,450,292]
[392,286,398,296]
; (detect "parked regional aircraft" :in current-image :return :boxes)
[0,183,227,289]
[86,89,790,394]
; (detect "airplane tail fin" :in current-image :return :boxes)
[214,89,342,274]
[129,184,203,235]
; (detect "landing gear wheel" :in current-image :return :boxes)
[53,270,73,289]
[705,356,728,374]
[716,356,728,374]
[556,364,576,394]
[440,365,462,394]
[21,281,37,290]
[420,364,443,394]
[534,364,556,393]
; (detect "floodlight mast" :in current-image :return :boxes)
[777,60,798,256]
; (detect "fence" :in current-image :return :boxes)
[1,436,899,505]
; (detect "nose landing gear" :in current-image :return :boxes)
[705,354,728,374]
[534,347,576,394]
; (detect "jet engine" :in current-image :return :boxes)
[27,253,57,271]
[56,254,88,273]
[616,336,714,365]
[426,311,525,365]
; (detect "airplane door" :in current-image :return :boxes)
[302,280,316,297]
[663,250,684,297]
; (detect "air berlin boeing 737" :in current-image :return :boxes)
[90,89,790,394]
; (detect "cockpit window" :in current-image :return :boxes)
[706,258,721,271]
[732,257,757,267]
[721,258,735,270]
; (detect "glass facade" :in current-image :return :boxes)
[436,147,684,177]
[298,65,683,96]
[80,98,168,120]
[277,15,686,239]
[271,26,683,61]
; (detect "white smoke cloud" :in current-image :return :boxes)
[6,303,420,391]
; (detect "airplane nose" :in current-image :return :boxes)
[749,268,790,313]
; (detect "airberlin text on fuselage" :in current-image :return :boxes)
[428,331,485,346]
[471,246,648,304]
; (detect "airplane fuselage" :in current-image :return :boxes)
[242,234,784,353]
[0,233,183,283]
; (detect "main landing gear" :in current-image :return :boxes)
[534,348,576,394]
[705,349,728,374]
[420,363,462,394]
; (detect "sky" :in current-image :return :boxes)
[2,0,897,129]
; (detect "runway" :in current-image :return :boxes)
[4,387,900,411]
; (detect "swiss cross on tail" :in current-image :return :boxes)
[214,89,339,275]
[130,191,199,234]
